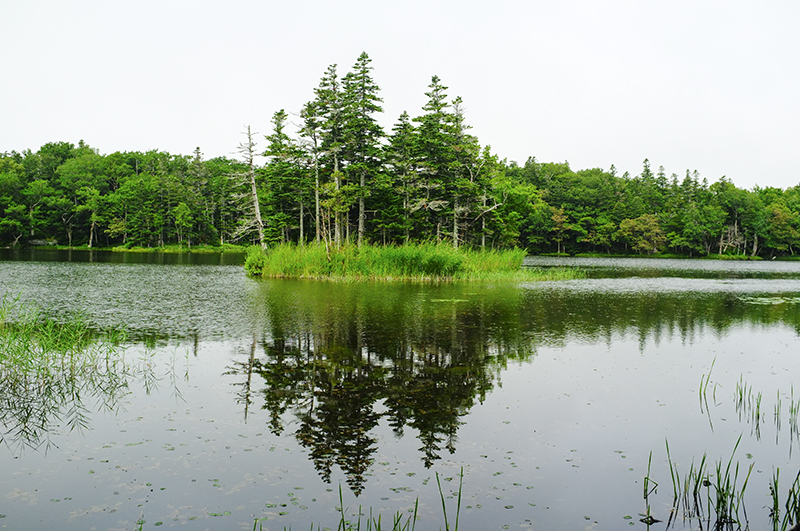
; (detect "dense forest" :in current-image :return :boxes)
[2,52,799,257]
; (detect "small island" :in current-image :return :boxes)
[243,242,581,282]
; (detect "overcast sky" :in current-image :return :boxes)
[2,0,798,190]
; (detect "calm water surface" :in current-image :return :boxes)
[1,251,800,530]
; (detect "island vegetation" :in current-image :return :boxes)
[3,52,800,264]
[243,242,580,281]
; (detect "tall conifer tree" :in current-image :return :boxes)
[342,52,384,247]
[413,76,453,241]
[386,111,418,242]
[299,101,323,243]
[264,109,307,244]
[314,64,346,245]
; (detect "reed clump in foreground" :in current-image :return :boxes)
[244,242,582,282]
[250,470,463,531]
[0,296,128,451]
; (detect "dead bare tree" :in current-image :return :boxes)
[230,126,266,249]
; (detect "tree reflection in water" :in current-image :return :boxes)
[230,278,800,495]
[233,280,534,495]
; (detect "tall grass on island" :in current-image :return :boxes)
[244,242,582,282]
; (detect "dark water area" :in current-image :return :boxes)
[2,252,800,530]
[0,248,246,266]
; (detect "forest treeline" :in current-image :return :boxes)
[2,52,800,257]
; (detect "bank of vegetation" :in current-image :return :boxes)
[244,242,581,281]
[3,52,800,258]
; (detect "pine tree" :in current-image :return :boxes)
[385,111,418,242]
[299,101,323,243]
[448,96,483,248]
[342,52,384,247]
[413,76,454,241]
[314,64,346,246]
[264,110,309,244]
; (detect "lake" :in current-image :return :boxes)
[2,250,800,530]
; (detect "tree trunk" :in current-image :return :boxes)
[358,170,365,248]
[240,126,266,249]
[314,152,321,244]
[481,191,487,250]
[299,200,305,246]
[453,197,459,249]
[249,169,265,249]
[404,174,410,243]
[334,154,341,247]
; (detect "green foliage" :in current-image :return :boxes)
[244,242,576,281]
[617,214,667,254]
[243,245,269,275]
[2,54,799,257]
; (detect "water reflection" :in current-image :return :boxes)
[0,248,245,266]
[226,281,535,494]
[230,278,800,495]
[0,342,167,454]
[4,255,800,529]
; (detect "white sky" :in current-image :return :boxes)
[1,0,798,190]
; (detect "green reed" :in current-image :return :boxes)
[641,451,659,523]
[735,376,765,438]
[699,358,720,430]
[732,378,800,444]
[665,439,708,524]
[661,435,752,528]
[244,242,583,282]
[436,469,463,531]
[329,483,419,531]
[252,469,464,531]
[770,468,800,531]
[789,387,800,441]
[0,295,129,452]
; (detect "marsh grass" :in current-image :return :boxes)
[661,436,753,529]
[789,387,800,444]
[0,296,129,452]
[770,469,800,531]
[245,242,582,282]
[641,451,660,524]
[252,470,463,531]
[699,358,720,428]
[733,379,800,445]
[735,376,765,439]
